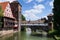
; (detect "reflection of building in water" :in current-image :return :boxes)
[0,1,22,30]
[47,14,53,31]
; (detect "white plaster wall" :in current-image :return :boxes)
[4,3,15,18]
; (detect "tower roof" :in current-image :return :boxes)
[11,1,22,7]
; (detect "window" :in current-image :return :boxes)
[6,22,8,25]
[7,9,8,11]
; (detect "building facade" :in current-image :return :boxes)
[10,1,22,30]
[0,1,22,30]
[47,14,53,31]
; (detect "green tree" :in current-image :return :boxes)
[21,15,26,31]
[0,6,3,17]
[53,0,60,36]
[21,15,26,21]
[0,6,3,28]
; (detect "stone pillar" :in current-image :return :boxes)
[51,22,53,31]
[18,4,22,32]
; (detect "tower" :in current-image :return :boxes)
[10,1,22,31]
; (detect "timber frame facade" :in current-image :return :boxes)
[0,1,22,30]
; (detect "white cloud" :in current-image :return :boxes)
[0,0,4,2]
[0,0,17,3]
[23,4,45,21]
[43,16,48,19]
[23,0,44,3]
[26,0,32,3]
[33,4,45,10]
[35,0,44,2]
[23,13,39,21]
[49,0,54,8]
[23,0,32,3]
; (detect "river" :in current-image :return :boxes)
[0,31,55,40]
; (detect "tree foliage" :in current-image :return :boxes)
[0,6,3,17]
[0,6,3,28]
[21,14,26,21]
[53,0,60,35]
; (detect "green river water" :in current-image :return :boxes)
[0,31,55,40]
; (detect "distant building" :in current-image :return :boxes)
[47,14,53,31]
[0,1,22,30]
[47,14,53,22]
[21,19,45,24]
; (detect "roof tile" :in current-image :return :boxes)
[0,2,9,11]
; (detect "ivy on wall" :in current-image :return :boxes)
[0,6,3,28]
[0,6,3,17]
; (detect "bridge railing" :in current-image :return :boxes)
[21,23,48,26]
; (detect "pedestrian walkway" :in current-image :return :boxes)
[0,30,13,37]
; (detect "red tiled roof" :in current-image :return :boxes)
[0,2,9,11]
[0,2,15,19]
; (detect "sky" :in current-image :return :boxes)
[18,0,54,21]
[0,0,54,21]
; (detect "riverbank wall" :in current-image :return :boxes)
[0,30,18,37]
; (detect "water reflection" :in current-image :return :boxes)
[21,31,55,40]
[26,28,31,35]
[0,31,55,40]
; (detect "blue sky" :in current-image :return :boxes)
[18,0,54,21]
[0,0,54,21]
